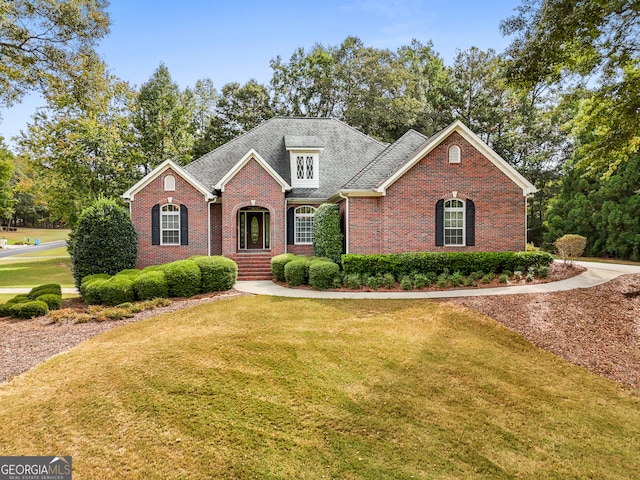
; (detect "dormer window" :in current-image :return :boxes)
[285,135,323,189]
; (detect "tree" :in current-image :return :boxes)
[0,0,110,109]
[0,137,15,222]
[501,0,640,175]
[17,52,141,226]
[193,80,274,157]
[132,63,196,171]
[68,197,138,288]
[312,203,343,265]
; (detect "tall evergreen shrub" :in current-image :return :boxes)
[312,203,343,265]
[68,198,138,288]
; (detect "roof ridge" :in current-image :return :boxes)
[342,129,427,188]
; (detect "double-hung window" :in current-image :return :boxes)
[161,204,180,245]
[444,199,464,246]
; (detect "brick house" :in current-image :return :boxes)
[123,117,537,279]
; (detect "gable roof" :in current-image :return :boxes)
[346,120,537,196]
[184,117,389,199]
[122,159,214,201]
[215,149,291,192]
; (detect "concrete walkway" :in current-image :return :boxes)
[233,260,640,299]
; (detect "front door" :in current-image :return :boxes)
[246,212,263,250]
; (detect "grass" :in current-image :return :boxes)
[9,246,69,258]
[0,257,74,287]
[0,227,70,245]
[0,296,638,479]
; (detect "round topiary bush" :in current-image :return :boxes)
[28,284,62,299]
[308,261,340,290]
[162,260,202,298]
[97,275,136,306]
[68,197,138,288]
[83,277,110,305]
[10,300,49,319]
[284,258,311,286]
[191,256,238,292]
[270,253,297,282]
[133,270,169,301]
[36,294,62,310]
[0,294,31,316]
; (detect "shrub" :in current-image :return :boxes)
[10,300,49,319]
[400,276,413,290]
[191,256,237,292]
[284,258,311,286]
[554,234,587,262]
[381,273,396,289]
[97,276,135,306]
[82,276,110,305]
[116,269,142,279]
[133,271,169,301]
[312,203,344,265]
[162,260,202,297]
[364,275,383,290]
[68,197,138,288]
[0,294,31,316]
[271,253,297,282]
[343,273,362,289]
[481,273,495,284]
[498,274,509,284]
[80,273,111,295]
[28,284,62,299]
[36,294,62,310]
[412,273,432,288]
[308,261,340,290]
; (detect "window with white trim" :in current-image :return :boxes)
[294,206,316,244]
[164,175,176,191]
[290,152,319,188]
[444,199,464,246]
[448,145,461,164]
[161,204,180,245]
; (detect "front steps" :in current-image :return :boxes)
[232,253,273,281]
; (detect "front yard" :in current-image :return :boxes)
[0,295,638,479]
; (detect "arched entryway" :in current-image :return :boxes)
[238,207,270,251]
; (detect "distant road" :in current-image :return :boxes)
[0,240,67,259]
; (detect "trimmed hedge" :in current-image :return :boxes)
[36,293,62,310]
[28,284,62,299]
[0,294,30,316]
[308,261,340,290]
[191,255,238,292]
[284,258,311,286]
[10,300,49,319]
[98,275,136,306]
[133,271,169,301]
[83,277,110,305]
[271,253,297,282]
[341,251,554,277]
[162,260,202,298]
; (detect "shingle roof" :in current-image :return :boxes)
[343,129,431,190]
[184,117,389,198]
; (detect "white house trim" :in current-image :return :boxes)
[376,120,538,196]
[122,159,214,201]
[215,149,291,193]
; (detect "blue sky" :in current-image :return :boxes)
[1,0,522,148]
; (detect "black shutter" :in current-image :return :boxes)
[287,207,295,245]
[466,199,475,246]
[151,204,160,245]
[180,204,189,245]
[435,199,444,246]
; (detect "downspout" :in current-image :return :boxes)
[284,197,288,254]
[339,192,349,254]
[524,193,529,250]
[208,195,218,257]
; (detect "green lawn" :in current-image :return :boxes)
[0,296,637,479]
[0,257,74,287]
[0,227,70,245]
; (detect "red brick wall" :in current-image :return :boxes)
[221,158,286,257]
[210,202,222,255]
[130,168,211,268]
[348,132,526,254]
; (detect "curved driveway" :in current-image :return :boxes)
[234,260,640,299]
